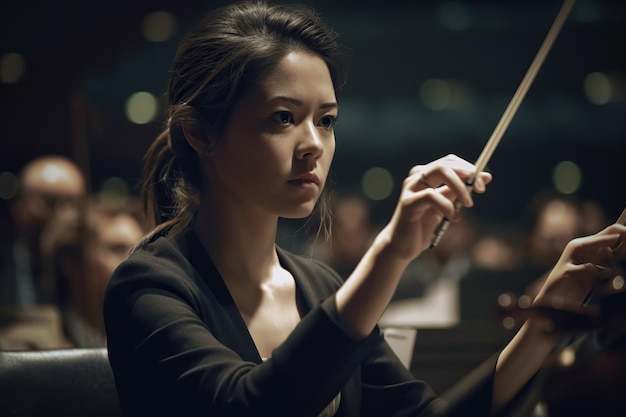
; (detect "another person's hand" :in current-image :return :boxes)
[534,223,626,312]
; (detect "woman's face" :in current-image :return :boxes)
[207,50,337,219]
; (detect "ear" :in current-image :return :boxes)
[183,124,210,156]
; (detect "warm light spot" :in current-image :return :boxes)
[42,165,66,182]
[142,11,177,42]
[125,91,159,124]
[1,53,26,84]
[552,160,581,194]
[420,78,469,110]
[612,275,624,290]
[421,79,452,110]
[558,347,576,367]
[584,72,612,105]
[361,167,394,201]
[502,317,516,330]
[497,293,512,307]
[518,295,532,309]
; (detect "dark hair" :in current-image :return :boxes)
[141,0,345,239]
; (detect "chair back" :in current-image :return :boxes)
[0,348,120,417]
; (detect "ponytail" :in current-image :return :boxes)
[140,128,175,230]
[140,120,200,240]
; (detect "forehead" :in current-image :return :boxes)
[250,50,336,103]
[23,161,85,197]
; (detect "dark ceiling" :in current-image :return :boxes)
[1,0,625,224]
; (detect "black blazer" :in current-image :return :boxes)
[104,229,490,416]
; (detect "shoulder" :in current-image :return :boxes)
[106,230,197,299]
[276,246,344,295]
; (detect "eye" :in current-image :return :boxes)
[272,111,294,125]
[318,115,337,129]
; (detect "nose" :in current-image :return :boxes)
[297,122,324,160]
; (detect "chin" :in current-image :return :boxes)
[280,204,316,219]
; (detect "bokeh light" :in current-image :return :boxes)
[1,53,26,84]
[421,79,452,111]
[584,72,612,105]
[100,177,130,196]
[361,167,394,201]
[420,78,469,110]
[552,160,581,194]
[125,91,159,124]
[141,11,177,42]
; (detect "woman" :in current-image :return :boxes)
[103,1,626,416]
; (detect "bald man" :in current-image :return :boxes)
[1,155,86,307]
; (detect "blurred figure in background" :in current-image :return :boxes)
[1,155,86,307]
[519,190,585,300]
[0,155,85,349]
[380,213,477,328]
[42,192,146,347]
[579,198,609,235]
[309,192,377,279]
[470,221,525,274]
[460,191,585,322]
[460,220,526,322]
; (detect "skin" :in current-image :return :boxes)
[494,223,626,410]
[12,156,85,242]
[61,212,145,337]
[187,48,626,413]
[191,50,338,357]
[84,213,145,332]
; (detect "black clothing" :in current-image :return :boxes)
[104,229,493,416]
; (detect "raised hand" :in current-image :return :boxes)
[378,154,491,262]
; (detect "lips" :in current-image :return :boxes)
[289,173,320,186]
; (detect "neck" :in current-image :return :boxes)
[194,200,280,286]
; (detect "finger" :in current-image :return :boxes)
[407,155,492,202]
[437,154,491,188]
[472,172,492,194]
[404,188,461,223]
[407,165,438,191]
[602,223,626,256]
[568,233,622,259]
[409,166,474,207]
[561,262,613,293]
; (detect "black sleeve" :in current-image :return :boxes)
[105,245,382,417]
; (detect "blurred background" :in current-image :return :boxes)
[1,0,625,400]
[1,0,625,230]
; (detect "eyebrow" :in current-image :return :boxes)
[272,95,338,110]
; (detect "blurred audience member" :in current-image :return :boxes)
[524,191,584,273]
[580,199,609,235]
[0,155,85,349]
[0,305,72,349]
[470,220,525,273]
[309,192,377,279]
[460,220,526,322]
[42,192,146,347]
[0,155,86,307]
[394,213,478,299]
[380,213,477,328]
[520,191,585,300]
